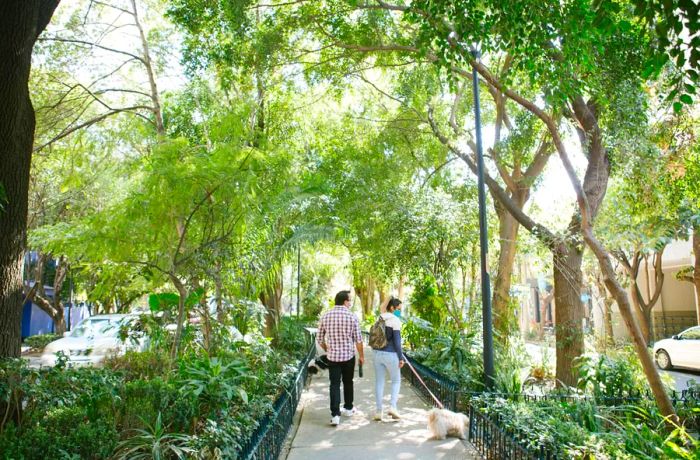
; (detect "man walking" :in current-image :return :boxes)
[317,290,365,426]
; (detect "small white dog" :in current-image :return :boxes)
[427,408,469,440]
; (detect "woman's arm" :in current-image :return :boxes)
[393,328,404,367]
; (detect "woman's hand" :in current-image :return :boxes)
[399,360,405,368]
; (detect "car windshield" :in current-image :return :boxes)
[680,327,700,340]
[69,319,121,338]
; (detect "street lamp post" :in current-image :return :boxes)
[296,244,301,317]
[471,48,495,389]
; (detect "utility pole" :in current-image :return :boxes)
[471,48,494,389]
[296,244,301,317]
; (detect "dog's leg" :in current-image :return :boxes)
[457,427,466,440]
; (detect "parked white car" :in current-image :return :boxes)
[41,314,146,367]
[654,326,700,371]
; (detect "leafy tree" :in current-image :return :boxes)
[257,0,678,417]
[0,0,60,358]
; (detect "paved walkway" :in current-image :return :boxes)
[284,352,480,460]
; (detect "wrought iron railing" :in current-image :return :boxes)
[238,336,316,460]
[402,353,700,460]
[468,404,555,460]
[400,354,459,411]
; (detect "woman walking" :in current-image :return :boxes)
[373,297,404,421]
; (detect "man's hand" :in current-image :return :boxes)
[399,360,405,369]
[320,343,327,352]
[359,355,365,366]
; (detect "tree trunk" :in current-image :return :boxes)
[693,227,700,325]
[170,275,188,359]
[553,243,584,387]
[593,273,615,346]
[583,227,678,424]
[604,297,614,346]
[31,254,69,335]
[129,0,164,136]
[626,248,665,344]
[214,263,224,323]
[629,282,650,344]
[549,97,610,388]
[378,287,389,307]
[0,0,59,358]
[355,275,375,319]
[492,199,523,339]
[676,227,700,325]
[259,271,282,338]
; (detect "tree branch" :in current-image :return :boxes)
[38,36,147,65]
[427,107,557,248]
[33,105,155,152]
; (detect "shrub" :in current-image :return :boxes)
[113,412,194,460]
[178,355,254,415]
[105,350,173,381]
[412,328,484,391]
[1,404,118,459]
[116,377,191,432]
[409,275,447,325]
[274,316,311,358]
[23,333,60,351]
[574,347,661,399]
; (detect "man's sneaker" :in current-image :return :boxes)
[373,410,382,421]
[386,407,401,419]
[330,415,340,426]
[340,407,357,417]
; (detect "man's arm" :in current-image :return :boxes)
[354,316,364,365]
[317,316,327,351]
[355,341,364,365]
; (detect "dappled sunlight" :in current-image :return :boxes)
[286,352,478,458]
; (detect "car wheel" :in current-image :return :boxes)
[656,350,672,370]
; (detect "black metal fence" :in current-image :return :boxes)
[468,404,555,460]
[238,337,316,460]
[400,354,459,411]
[402,353,700,460]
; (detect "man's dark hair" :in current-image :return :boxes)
[335,290,351,305]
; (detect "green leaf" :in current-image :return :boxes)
[679,94,693,104]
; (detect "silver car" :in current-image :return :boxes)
[41,314,146,367]
[654,326,700,371]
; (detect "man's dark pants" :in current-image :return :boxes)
[328,356,355,416]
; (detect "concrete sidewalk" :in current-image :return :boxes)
[284,352,480,460]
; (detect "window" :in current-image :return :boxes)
[680,327,700,340]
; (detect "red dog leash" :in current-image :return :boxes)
[402,353,444,409]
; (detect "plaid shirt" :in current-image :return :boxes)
[317,306,362,362]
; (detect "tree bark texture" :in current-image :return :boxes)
[259,271,282,338]
[0,0,60,358]
[583,227,678,424]
[170,275,188,359]
[694,228,700,325]
[553,244,584,387]
[549,98,610,387]
[492,195,525,338]
[616,248,666,344]
[28,253,68,335]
